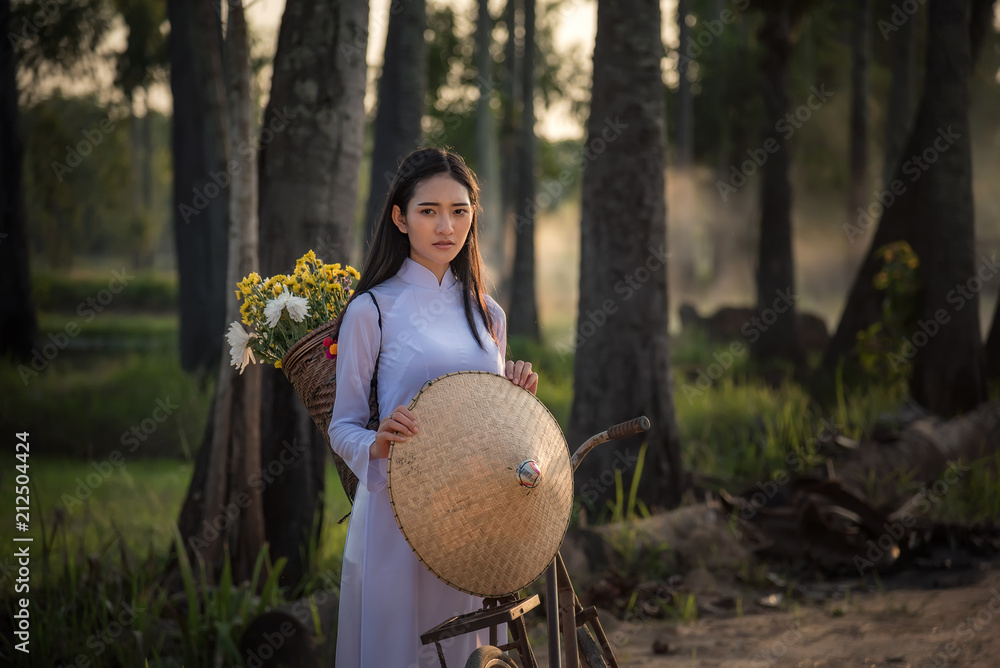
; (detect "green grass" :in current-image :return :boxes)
[37,310,180,341]
[0,345,212,460]
[0,457,351,587]
[32,266,178,312]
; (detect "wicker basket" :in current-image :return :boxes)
[280,320,380,505]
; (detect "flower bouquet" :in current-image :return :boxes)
[225,250,372,505]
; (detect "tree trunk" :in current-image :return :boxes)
[508,0,539,341]
[363,0,426,253]
[257,0,370,589]
[0,0,37,362]
[676,0,693,169]
[167,0,229,375]
[823,1,988,378]
[881,4,915,192]
[906,0,984,416]
[475,0,502,282]
[569,0,683,512]
[176,0,265,585]
[848,0,869,231]
[752,1,803,365]
[498,0,520,299]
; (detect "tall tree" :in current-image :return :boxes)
[1,0,112,360]
[906,0,984,415]
[168,0,229,375]
[569,0,683,510]
[676,0,693,169]
[0,0,35,361]
[498,0,520,297]
[256,0,370,588]
[751,0,804,365]
[363,0,426,252]
[881,0,916,192]
[179,0,265,584]
[475,0,502,281]
[507,0,540,341]
[848,0,870,231]
[113,0,168,269]
[823,0,990,383]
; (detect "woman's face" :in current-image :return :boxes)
[392,174,473,283]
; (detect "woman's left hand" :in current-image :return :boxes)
[505,360,538,395]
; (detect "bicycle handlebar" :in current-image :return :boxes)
[570,415,651,472]
[607,415,651,441]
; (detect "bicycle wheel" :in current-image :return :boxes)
[464,645,519,668]
[578,625,609,668]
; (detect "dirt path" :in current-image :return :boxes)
[531,563,1000,667]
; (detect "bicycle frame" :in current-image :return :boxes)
[544,415,649,668]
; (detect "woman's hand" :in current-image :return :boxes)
[505,360,538,395]
[370,405,418,460]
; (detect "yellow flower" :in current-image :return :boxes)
[346,266,360,280]
[274,359,282,369]
[907,257,918,269]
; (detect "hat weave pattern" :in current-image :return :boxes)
[387,371,573,597]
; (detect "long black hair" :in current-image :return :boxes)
[333,148,501,352]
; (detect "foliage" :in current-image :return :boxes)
[855,241,921,385]
[507,333,573,429]
[21,95,173,269]
[421,0,589,176]
[10,0,116,89]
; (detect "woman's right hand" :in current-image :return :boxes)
[369,405,419,459]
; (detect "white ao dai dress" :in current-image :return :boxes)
[329,257,510,667]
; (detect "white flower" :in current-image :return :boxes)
[264,289,310,326]
[264,290,290,327]
[225,321,257,374]
[285,295,309,322]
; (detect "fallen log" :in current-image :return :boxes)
[835,399,1000,502]
[717,399,1000,575]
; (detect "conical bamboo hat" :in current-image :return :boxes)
[387,371,573,597]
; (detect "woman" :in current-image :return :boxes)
[328,148,538,667]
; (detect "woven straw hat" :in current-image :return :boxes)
[387,370,573,597]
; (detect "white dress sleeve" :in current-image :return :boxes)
[486,295,508,363]
[328,293,388,493]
